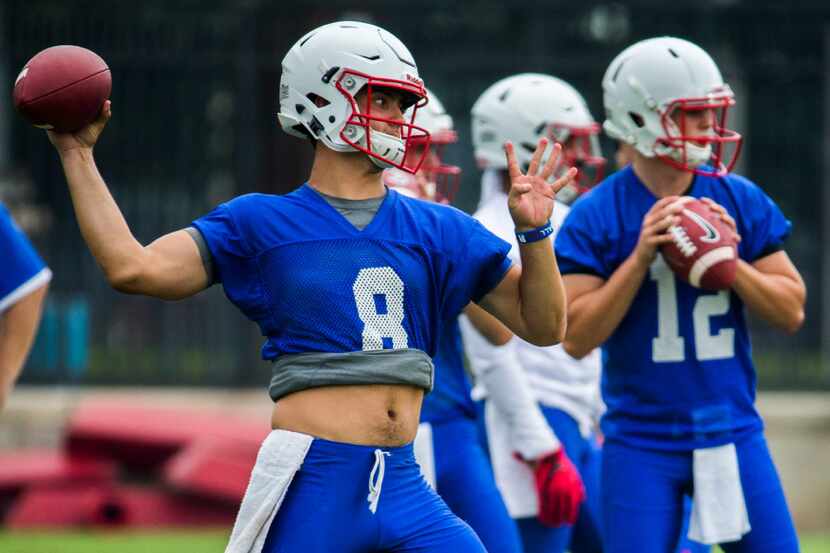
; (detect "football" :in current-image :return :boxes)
[13,45,111,133]
[660,196,738,290]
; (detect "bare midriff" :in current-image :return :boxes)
[270,384,424,447]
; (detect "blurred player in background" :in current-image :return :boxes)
[385,87,524,552]
[44,20,576,553]
[0,203,51,410]
[556,37,805,553]
[464,73,605,553]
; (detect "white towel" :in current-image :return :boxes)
[484,399,539,518]
[688,443,751,545]
[413,422,437,490]
[224,429,313,553]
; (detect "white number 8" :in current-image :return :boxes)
[353,267,409,350]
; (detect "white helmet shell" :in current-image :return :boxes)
[602,36,742,175]
[278,21,429,171]
[471,73,600,170]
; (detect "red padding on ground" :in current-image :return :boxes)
[0,449,116,492]
[164,438,259,504]
[65,402,269,471]
[6,483,237,528]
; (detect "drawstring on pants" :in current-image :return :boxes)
[367,449,390,514]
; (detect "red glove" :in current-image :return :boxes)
[531,448,585,527]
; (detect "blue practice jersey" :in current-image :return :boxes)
[420,319,477,424]
[192,184,511,362]
[555,166,791,450]
[0,203,50,312]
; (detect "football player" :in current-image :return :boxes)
[609,138,711,553]
[44,21,575,552]
[556,37,804,553]
[463,73,605,553]
[0,203,51,410]
[384,87,525,553]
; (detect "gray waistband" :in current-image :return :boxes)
[269,348,434,402]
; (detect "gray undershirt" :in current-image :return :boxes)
[315,189,385,231]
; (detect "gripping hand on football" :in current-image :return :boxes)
[519,448,586,527]
[505,138,577,231]
[632,196,684,266]
[700,197,742,243]
[48,100,111,155]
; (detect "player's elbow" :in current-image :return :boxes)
[524,318,566,347]
[781,308,805,335]
[562,337,590,359]
[106,264,145,295]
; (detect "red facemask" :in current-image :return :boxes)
[656,93,743,177]
[334,70,432,173]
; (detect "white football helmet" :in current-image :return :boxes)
[602,36,742,176]
[385,88,461,203]
[471,73,605,203]
[278,21,430,172]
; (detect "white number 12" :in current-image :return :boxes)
[650,256,734,363]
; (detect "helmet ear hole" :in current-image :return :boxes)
[307,93,330,108]
[628,112,645,128]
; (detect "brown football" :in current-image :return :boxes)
[13,45,111,133]
[660,197,738,290]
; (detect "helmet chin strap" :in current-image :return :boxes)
[669,141,712,167]
[343,122,407,170]
[367,129,406,169]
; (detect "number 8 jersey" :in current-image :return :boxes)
[554,166,791,451]
[192,184,512,398]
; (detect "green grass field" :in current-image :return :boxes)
[0,531,828,552]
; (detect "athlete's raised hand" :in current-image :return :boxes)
[505,137,577,231]
[47,100,111,155]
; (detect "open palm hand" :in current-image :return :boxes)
[505,138,577,231]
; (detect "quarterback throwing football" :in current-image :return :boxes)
[46,21,575,553]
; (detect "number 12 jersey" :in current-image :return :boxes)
[555,166,791,451]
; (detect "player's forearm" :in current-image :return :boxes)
[733,260,805,334]
[516,238,567,345]
[0,285,48,409]
[58,148,148,289]
[564,254,648,357]
[463,303,513,346]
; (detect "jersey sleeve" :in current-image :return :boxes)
[0,205,51,312]
[464,218,513,303]
[737,180,792,262]
[444,216,511,318]
[554,199,610,278]
[191,202,251,285]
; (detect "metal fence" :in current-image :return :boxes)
[3,0,828,389]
